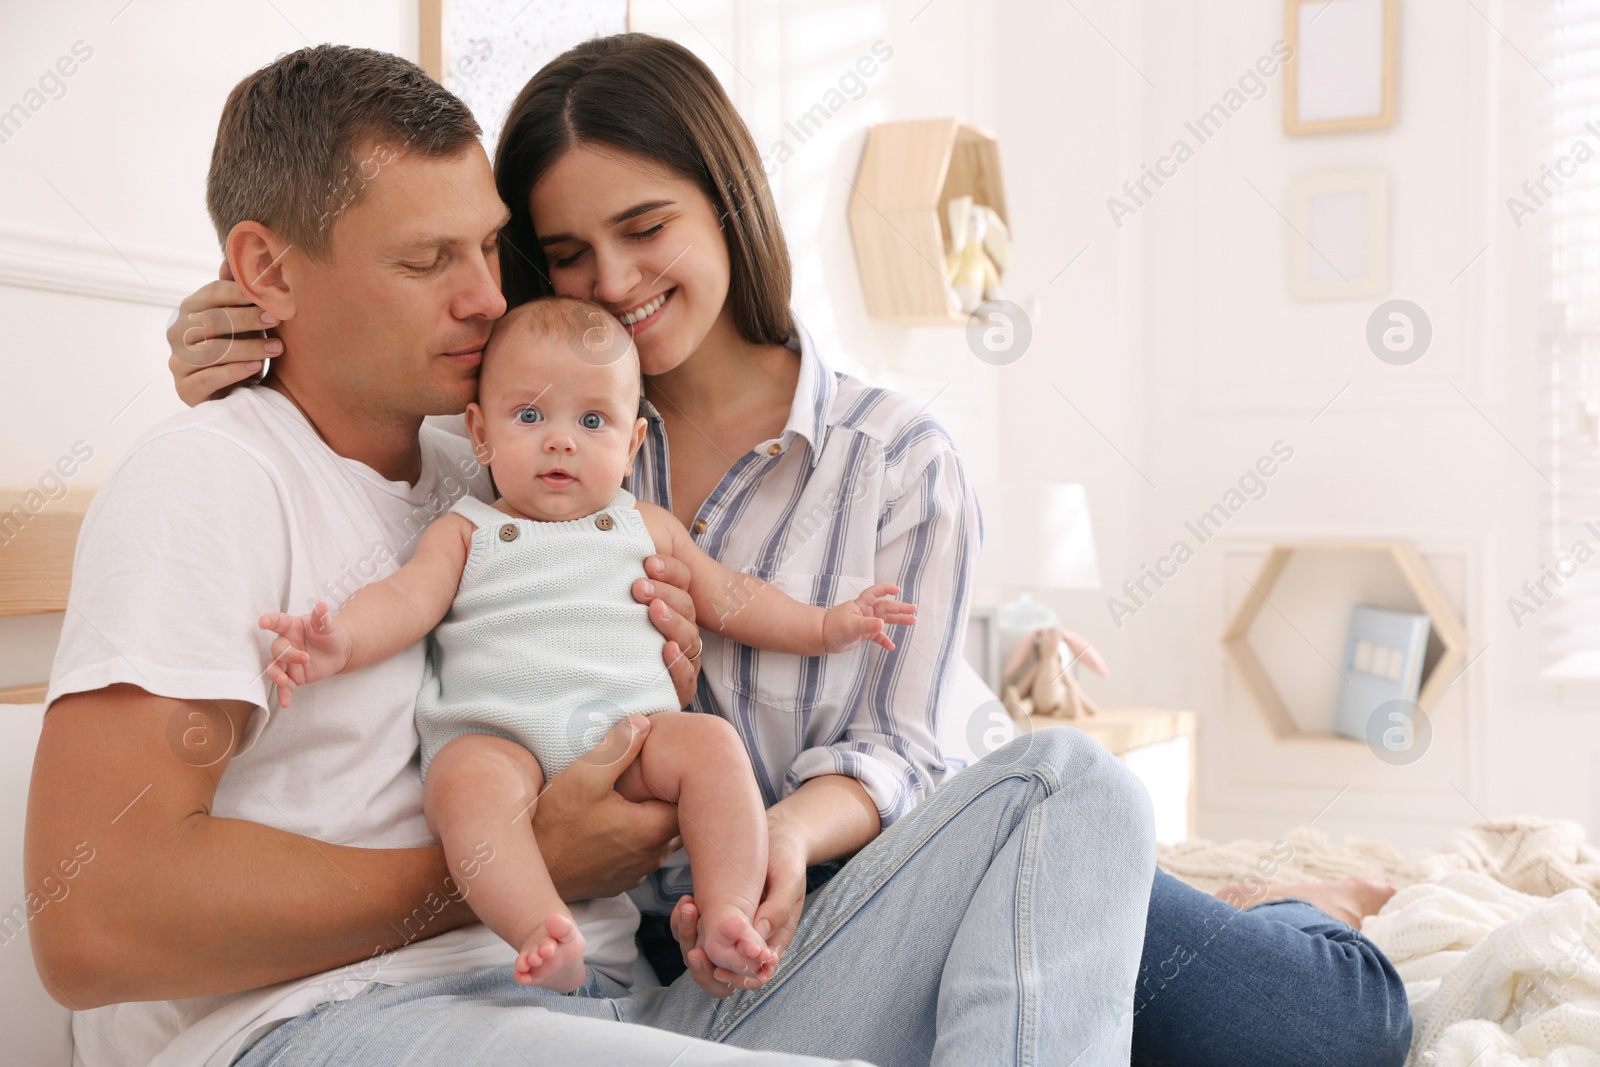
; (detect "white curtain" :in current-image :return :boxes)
[1541,1,1600,677]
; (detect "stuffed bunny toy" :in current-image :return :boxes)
[999,626,1109,722]
[945,195,1010,314]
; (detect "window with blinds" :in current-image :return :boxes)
[1542,1,1600,678]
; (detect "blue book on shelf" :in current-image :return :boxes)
[1331,605,1431,742]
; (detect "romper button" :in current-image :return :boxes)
[766,443,782,456]
[692,519,708,534]
[596,514,615,531]
[498,523,518,542]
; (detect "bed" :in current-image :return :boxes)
[1162,822,1600,1065]
[5,485,1599,1067]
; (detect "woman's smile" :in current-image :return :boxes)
[618,287,675,332]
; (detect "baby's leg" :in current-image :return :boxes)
[613,711,773,981]
[422,734,586,992]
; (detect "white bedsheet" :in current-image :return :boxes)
[1159,819,1600,1066]
[1366,872,1600,1066]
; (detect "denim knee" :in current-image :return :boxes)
[1251,909,1412,1067]
[1329,937,1412,1067]
[987,725,1157,859]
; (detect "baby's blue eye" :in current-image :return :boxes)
[580,412,606,429]
[516,407,543,425]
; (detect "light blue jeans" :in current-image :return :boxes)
[232,727,1157,1066]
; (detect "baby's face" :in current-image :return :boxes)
[465,325,646,522]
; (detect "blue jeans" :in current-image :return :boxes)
[1131,870,1412,1067]
[233,727,1157,1067]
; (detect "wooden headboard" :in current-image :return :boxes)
[0,486,95,703]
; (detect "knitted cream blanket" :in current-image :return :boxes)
[1158,820,1600,1066]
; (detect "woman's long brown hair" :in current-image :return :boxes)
[494,33,794,347]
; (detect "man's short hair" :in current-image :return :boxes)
[206,45,481,260]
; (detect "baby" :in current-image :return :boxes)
[259,297,915,993]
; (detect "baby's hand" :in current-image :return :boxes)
[258,602,353,707]
[820,583,917,653]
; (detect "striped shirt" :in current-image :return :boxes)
[628,321,981,909]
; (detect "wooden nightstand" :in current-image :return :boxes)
[1018,708,1197,843]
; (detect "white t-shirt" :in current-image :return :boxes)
[45,388,645,1067]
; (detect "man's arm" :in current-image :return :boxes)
[26,685,475,1008]
[26,685,680,1009]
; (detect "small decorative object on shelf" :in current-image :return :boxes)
[847,118,1007,326]
[944,194,1010,315]
[1000,626,1108,722]
[1330,605,1431,741]
[1221,540,1468,743]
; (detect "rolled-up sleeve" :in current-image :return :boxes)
[785,429,982,826]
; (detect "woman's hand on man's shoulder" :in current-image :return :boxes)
[166,261,280,406]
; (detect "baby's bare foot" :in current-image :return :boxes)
[1213,876,1398,928]
[514,913,587,992]
[698,904,776,984]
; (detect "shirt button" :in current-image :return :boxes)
[595,514,615,531]
[692,519,708,534]
[766,443,782,456]
[498,523,518,542]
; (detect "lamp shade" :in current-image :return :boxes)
[975,483,1101,591]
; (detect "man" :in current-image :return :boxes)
[26,44,738,1067]
[28,44,1156,1067]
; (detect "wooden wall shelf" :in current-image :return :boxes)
[1221,541,1468,743]
[0,486,94,704]
[847,118,1008,327]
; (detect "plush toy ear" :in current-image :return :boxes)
[980,206,1011,274]
[1000,626,1042,686]
[1060,630,1111,678]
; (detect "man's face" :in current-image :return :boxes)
[283,144,508,419]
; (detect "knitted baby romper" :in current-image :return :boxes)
[414,487,682,782]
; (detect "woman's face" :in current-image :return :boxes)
[529,144,732,377]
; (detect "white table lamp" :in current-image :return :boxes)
[974,483,1102,678]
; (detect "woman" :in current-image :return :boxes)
[169,34,1409,1067]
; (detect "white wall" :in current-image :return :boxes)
[986,0,1148,705]
[990,0,1585,848]
[0,1,1001,685]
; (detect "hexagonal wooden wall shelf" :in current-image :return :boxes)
[847,118,1007,326]
[1221,541,1469,742]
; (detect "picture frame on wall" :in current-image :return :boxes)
[1283,0,1398,135]
[419,0,631,155]
[1288,170,1389,301]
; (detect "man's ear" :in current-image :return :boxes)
[626,416,648,464]
[224,221,296,320]
[464,402,492,468]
